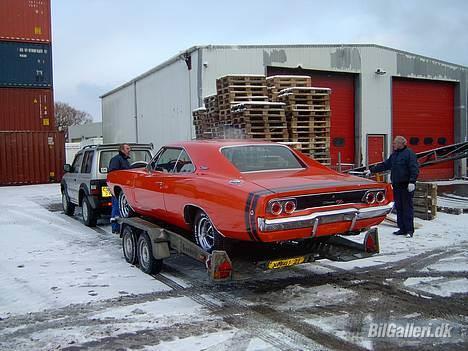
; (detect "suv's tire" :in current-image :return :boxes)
[119,191,134,218]
[122,225,138,264]
[193,211,225,253]
[82,196,97,227]
[62,189,75,216]
[137,232,163,274]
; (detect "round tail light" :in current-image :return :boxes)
[284,200,296,214]
[376,191,385,203]
[365,192,376,205]
[270,201,283,215]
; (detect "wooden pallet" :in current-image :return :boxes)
[414,182,437,220]
[216,75,267,90]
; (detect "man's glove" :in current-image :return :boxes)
[363,170,371,177]
[408,183,416,192]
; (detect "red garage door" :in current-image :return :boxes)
[392,78,455,180]
[267,67,355,168]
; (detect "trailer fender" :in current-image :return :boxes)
[146,228,171,259]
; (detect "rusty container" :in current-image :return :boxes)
[0,131,65,185]
[0,88,55,130]
[0,0,51,43]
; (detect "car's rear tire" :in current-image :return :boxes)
[62,189,75,216]
[82,196,97,227]
[122,225,138,265]
[137,232,163,274]
[193,211,225,253]
[118,191,134,218]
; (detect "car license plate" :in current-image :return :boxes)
[101,186,112,197]
[267,256,305,269]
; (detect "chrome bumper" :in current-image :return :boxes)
[257,202,394,234]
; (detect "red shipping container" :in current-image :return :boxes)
[0,88,55,131]
[0,131,64,185]
[0,0,51,43]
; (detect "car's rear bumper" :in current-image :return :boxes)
[257,202,394,234]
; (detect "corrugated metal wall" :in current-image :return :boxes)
[0,131,65,185]
[102,84,136,143]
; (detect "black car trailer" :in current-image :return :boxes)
[118,217,381,282]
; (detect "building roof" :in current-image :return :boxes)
[100,44,468,99]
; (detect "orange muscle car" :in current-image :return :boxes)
[107,140,394,252]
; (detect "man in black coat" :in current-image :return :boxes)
[367,136,419,238]
[108,144,131,233]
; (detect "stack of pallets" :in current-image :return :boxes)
[266,75,311,101]
[277,87,331,165]
[192,74,332,165]
[216,75,268,122]
[192,107,209,139]
[230,101,288,141]
[414,182,437,220]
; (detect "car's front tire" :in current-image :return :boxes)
[61,189,75,216]
[82,196,97,227]
[193,211,225,253]
[118,191,134,218]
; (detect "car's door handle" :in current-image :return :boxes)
[154,181,163,188]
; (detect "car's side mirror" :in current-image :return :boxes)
[64,164,72,173]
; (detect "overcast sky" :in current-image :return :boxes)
[51,0,468,121]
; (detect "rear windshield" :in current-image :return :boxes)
[99,150,152,173]
[221,145,304,172]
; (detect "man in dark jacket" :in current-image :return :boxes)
[108,144,131,233]
[367,136,419,238]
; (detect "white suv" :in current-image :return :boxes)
[61,143,154,226]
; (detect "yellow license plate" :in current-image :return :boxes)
[267,256,305,269]
[101,186,112,197]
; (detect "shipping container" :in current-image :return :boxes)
[0,88,55,130]
[0,0,51,43]
[0,41,52,88]
[0,131,65,185]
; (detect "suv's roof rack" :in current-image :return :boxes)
[80,143,154,151]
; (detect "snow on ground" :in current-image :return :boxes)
[0,184,170,319]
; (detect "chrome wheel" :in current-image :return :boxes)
[119,191,132,218]
[196,216,215,252]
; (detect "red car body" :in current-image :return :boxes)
[107,140,394,244]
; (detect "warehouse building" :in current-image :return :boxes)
[101,44,468,180]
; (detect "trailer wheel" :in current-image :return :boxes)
[61,189,75,216]
[118,191,134,218]
[122,226,138,265]
[193,211,225,253]
[82,196,97,227]
[137,232,163,274]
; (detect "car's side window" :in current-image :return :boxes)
[174,149,195,173]
[71,153,84,173]
[81,151,94,174]
[153,148,182,173]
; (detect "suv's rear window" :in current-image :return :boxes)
[221,145,304,172]
[99,150,152,173]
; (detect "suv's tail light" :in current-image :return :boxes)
[90,180,100,195]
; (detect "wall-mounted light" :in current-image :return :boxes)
[375,68,387,75]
